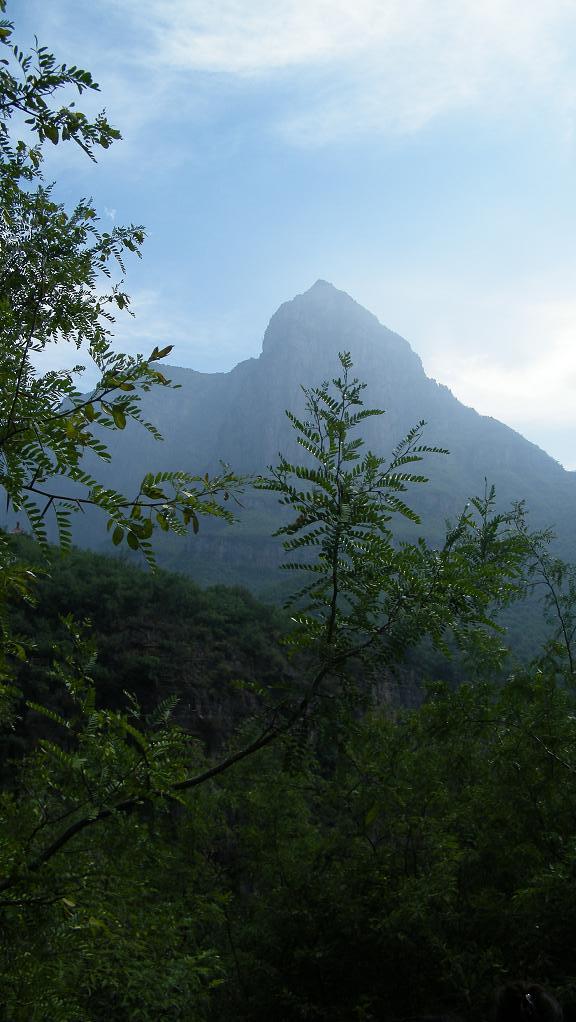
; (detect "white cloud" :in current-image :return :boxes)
[424,297,574,419]
[417,295,576,467]
[121,0,568,74]
[24,0,576,147]
[111,0,576,142]
[119,0,390,72]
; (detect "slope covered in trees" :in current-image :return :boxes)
[3,524,576,1020]
[5,534,294,757]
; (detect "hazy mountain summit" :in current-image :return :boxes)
[261,279,420,374]
[75,280,576,583]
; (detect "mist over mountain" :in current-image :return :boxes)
[72,280,576,588]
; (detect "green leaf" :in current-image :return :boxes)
[149,344,173,361]
[140,518,154,539]
[43,122,59,144]
[112,405,126,429]
[365,805,379,826]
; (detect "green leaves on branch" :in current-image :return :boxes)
[258,353,536,676]
[523,533,576,677]
[100,466,238,565]
[0,18,242,561]
[0,2,121,178]
[0,617,204,901]
[149,344,174,362]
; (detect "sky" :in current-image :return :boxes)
[16,0,576,469]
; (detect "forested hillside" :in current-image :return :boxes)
[4,535,295,758]
[3,516,576,1021]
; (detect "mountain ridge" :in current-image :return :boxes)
[16,280,576,588]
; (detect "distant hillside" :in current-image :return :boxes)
[5,536,296,760]
[23,280,576,590]
[5,537,426,765]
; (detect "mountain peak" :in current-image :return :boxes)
[299,278,354,304]
[260,280,423,384]
[263,279,375,340]
[58,281,576,592]
[297,279,362,311]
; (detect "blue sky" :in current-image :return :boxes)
[17,0,576,468]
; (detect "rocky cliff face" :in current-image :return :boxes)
[69,280,576,588]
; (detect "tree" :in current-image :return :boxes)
[0,11,244,1010]
[0,0,238,569]
[212,665,576,1022]
[0,0,539,818]
[257,353,533,682]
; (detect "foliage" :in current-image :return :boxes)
[0,616,228,1021]
[5,534,294,762]
[0,2,239,568]
[257,354,534,682]
[199,358,576,1021]
[0,0,120,172]
[0,347,557,1015]
[0,6,242,1013]
[212,668,576,1021]
[525,534,576,677]
[1,328,574,1018]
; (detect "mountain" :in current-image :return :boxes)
[64,281,576,588]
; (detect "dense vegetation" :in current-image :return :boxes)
[6,535,294,752]
[2,6,576,1022]
[2,512,576,1021]
[2,362,576,1021]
